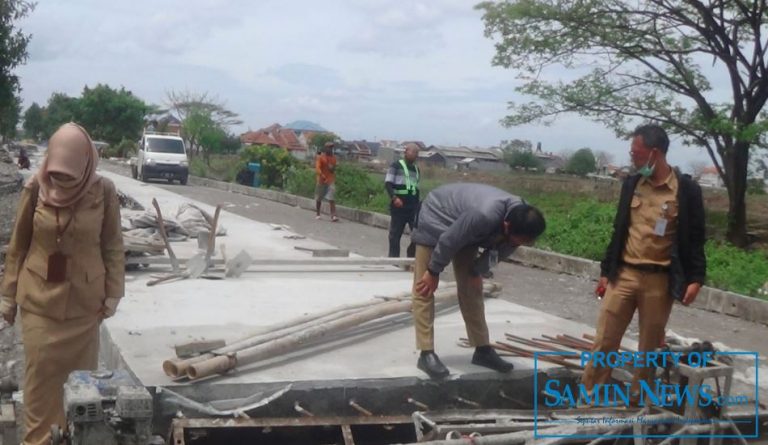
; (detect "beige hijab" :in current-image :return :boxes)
[29,123,100,208]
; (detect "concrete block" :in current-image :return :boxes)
[296,196,315,211]
[335,205,357,221]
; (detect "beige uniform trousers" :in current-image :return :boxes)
[20,310,100,445]
[412,244,490,351]
[581,267,674,399]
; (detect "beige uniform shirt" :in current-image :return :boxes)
[622,171,679,266]
[1,177,125,320]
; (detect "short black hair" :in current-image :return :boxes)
[505,204,546,239]
[632,124,669,154]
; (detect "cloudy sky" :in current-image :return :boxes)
[16,0,713,169]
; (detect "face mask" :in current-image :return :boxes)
[50,175,79,189]
[637,151,657,178]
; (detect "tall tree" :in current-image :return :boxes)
[478,0,768,246]
[78,84,148,145]
[166,89,241,160]
[22,101,44,140]
[0,0,34,141]
[42,93,80,138]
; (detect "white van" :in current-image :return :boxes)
[131,132,189,185]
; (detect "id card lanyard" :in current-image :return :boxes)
[654,203,669,236]
[47,207,73,282]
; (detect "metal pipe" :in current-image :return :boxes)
[349,400,373,417]
[453,396,480,408]
[407,398,429,410]
[294,401,314,417]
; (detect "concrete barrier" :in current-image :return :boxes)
[105,161,768,327]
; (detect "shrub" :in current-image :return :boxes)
[285,166,316,198]
[189,157,207,178]
[239,145,298,188]
[334,163,385,209]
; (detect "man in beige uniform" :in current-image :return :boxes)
[1,123,125,445]
[582,124,706,402]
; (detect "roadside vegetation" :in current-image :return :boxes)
[190,148,768,299]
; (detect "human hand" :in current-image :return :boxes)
[682,282,701,306]
[0,297,16,326]
[99,297,120,320]
[415,271,439,297]
[392,197,403,208]
[595,277,608,299]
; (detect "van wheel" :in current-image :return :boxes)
[180,175,188,185]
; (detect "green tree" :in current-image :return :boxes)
[42,93,80,138]
[565,148,597,176]
[0,0,34,141]
[505,149,543,170]
[477,0,768,247]
[22,102,44,140]
[198,124,228,164]
[308,132,339,154]
[166,90,241,159]
[78,84,148,145]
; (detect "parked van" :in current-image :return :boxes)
[131,132,189,185]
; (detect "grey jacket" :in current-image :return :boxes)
[411,183,524,276]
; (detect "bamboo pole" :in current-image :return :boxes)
[186,283,500,380]
[163,283,461,378]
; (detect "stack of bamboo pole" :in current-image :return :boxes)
[163,282,501,381]
[458,332,635,370]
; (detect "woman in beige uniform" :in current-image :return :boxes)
[0,123,124,445]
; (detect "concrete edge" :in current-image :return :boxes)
[105,161,768,327]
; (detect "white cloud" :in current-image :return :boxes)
[13,0,716,171]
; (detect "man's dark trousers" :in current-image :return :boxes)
[388,208,416,257]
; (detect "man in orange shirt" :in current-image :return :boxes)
[315,142,338,221]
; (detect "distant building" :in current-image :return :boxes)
[433,145,508,172]
[698,166,724,188]
[240,123,308,160]
[144,113,181,135]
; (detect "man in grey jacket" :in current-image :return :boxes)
[411,183,546,378]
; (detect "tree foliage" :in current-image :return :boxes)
[167,90,241,163]
[505,149,543,170]
[78,84,148,145]
[239,144,297,188]
[565,148,597,176]
[308,132,339,154]
[0,0,34,140]
[42,93,80,138]
[22,102,44,140]
[477,0,768,246]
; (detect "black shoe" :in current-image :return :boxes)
[417,351,450,379]
[472,346,514,373]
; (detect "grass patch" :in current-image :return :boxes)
[195,156,768,298]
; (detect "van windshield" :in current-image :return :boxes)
[146,138,185,154]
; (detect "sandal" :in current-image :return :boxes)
[331,216,339,222]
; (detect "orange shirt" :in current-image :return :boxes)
[316,154,337,184]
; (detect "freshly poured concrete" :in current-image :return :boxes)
[100,171,619,388]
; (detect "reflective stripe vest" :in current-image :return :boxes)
[393,159,420,195]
